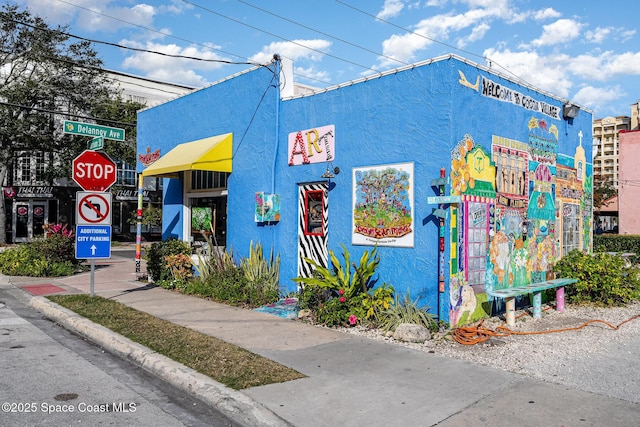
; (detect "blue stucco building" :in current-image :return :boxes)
[137,54,593,325]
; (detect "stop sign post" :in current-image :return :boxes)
[72,150,117,191]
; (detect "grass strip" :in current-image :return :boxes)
[48,294,305,390]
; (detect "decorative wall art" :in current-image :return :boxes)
[352,162,414,247]
[255,192,281,223]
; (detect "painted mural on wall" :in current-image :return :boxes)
[448,123,592,327]
[449,135,496,326]
[288,124,335,166]
[255,192,281,223]
[352,162,414,247]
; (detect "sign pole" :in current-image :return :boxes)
[135,174,143,274]
[438,168,446,321]
[90,259,95,298]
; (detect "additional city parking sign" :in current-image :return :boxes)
[75,225,112,259]
[76,191,112,226]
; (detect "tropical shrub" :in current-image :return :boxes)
[0,224,80,277]
[293,245,384,327]
[188,264,279,307]
[553,250,640,306]
[241,241,281,302]
[162,253,193,290]
[316,292,366,327]
[293,244,379,298]
[361,283,395,323]
[379,291,437,333]
[145,239,192,283]
[0,243,75,277]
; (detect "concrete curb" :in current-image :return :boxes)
[28,296,292,427]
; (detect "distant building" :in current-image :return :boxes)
[618,130,640,234]
[592,115,631,189]
[631,99,640,130]
[3,70,195,243]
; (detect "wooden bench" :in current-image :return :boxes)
[487,278,578,327]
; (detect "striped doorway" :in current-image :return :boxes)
[297,182,329,279]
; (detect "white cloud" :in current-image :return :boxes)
[75,4,156,33]
[604,51,640,75]
[529,19,583,47]
[533,8,561,21]
[586,27,612,44]
[567,51,640,80]
[377,0,520,68]
[572,85,625,114]
[19,0,157,32]
[482,48,574,97]
[377,0,406,19]
[249,39,333,65]
[620,29,636,42]
[458,23,490,48]
[293,65,331,85]
[120,41,228,86]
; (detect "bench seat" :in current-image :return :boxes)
[487,278,577,326]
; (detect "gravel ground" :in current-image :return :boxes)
[335,301,640,404]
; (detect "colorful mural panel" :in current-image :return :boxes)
[352,162,414,247]
[449,135,496,326]
[255,192,281,222]
[448,121,593,326]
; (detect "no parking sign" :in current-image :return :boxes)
[76,191,112,226]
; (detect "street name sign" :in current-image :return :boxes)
[64,120,125,141]
[76,191,112,226]
[75,225,112,259]
[89,136,104,150]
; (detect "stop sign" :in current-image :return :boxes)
[72,150,117,191]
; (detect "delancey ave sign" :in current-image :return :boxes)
[64,120,125,141]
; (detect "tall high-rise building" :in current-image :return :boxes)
[631,99,640,130]
[592,115,631,188]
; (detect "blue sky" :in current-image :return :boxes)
[16,0,640,118]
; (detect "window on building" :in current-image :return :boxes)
[14,151,48,184]
[562,204,580,256]
[116,161,136,186]
[34,152,46,181]
[190,171,229,190]
[465,202,488,287]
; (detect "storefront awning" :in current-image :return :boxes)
[141,133,232,178]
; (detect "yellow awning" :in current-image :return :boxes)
[142,133,232,178]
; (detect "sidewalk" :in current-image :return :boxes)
[4,253,640,427]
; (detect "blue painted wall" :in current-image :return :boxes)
[137,55,593,322]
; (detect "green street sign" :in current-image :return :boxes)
[89,136,104,150]
[63,120,125,141]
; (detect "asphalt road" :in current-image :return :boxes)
[0,284,238,427]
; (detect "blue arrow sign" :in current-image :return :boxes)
[75,225,112,259]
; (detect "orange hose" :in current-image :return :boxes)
[452,311,640,345]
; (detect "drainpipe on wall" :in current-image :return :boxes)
[271,54,281,195]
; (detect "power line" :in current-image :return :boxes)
[0,101,137,127]
[235,0,408,68]
[54,0,251,63]
[335,0,535,88]
[1,47,195,98]
[181,0,383,77]
[1,15,264,68]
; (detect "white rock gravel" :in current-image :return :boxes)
[334,301,640,404]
